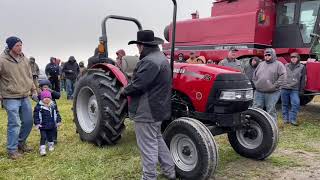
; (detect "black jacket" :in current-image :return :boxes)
[62,59,80,80]
[87,48,115,68]
[34,101,61,130]
[124,46,172,122]
[45,63,60,77]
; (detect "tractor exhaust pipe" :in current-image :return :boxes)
[100,15,143,58]
[170,0,177,77]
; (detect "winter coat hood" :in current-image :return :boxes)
[249,57,262,68]
[264,48,277,63]
[68,56,76,63]
[116,49,126,58]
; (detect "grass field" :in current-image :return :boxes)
[0,95,320,180]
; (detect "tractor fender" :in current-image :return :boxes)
[91,63,128,86]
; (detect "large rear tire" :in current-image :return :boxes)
[163,117,218,180]
[73,69,127,146]
[228,108,278,160]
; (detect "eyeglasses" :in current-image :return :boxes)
[264,54,271,57]
[291,56,297,58]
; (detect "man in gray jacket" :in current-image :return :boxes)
[252,48,287,122]
[123,30,175,180]
[218,47,242,70]
[29,56,40,90]
[281,52,306,126]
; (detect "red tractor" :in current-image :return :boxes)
[163,0,320,105]
[73,1,278,179]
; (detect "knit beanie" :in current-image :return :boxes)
[6,36,22,50]
[40,90,52,100]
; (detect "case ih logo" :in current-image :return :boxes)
[173,68,186,74]
[174,68,212,81]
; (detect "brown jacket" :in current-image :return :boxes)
[0,50,35,98]
[186,57,198,64]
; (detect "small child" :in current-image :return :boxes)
[38,79,61,144]
[34,90,62,156]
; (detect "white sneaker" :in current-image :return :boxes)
[40,145,46,156]
[48,142,55,152]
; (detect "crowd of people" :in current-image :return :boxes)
[175,47,306,125]
[0,33,307,180]
[44,56,84,100]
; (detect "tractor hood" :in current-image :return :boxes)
[172,63,252,113]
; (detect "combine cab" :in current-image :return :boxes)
[73,1,279,179]
[163,0,320,105]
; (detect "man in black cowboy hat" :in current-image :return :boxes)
[123,30,176,180]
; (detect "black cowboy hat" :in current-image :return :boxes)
[128,30,164,46]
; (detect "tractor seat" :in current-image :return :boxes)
[120,55,139,77]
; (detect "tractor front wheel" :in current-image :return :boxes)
[228,108,278,160]
[163,117,218,180]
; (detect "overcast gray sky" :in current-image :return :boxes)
[0,0,213,69]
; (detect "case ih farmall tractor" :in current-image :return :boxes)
[73,1,278,179]
[163,0,320,105]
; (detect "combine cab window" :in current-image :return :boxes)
[277,2,296,26]
[299,0,320,43]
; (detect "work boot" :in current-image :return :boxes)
[18,143,33,153]
[8,151,23,160]
[48,142,55,152]
[164,174,176,180]
[159,172,176,180]
[39,145,46,156]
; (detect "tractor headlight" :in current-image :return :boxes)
[219,89,253,101]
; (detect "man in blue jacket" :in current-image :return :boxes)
[123,30,175,180]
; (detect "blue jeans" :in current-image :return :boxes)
[281,89,300,123]
[66,79,76,99]
[253,91,281,122]
[3,97,33,153]
[60,79,66,92]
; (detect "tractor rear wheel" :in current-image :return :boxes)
[228,108,278,160]
[73,69,127,146]
[163,117,218,180]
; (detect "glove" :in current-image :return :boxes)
[35,124,42,129]
[31,93,39,102]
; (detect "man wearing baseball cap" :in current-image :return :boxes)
[218,47,242,70]
[0,36,37,159]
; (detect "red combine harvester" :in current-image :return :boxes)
[163,0,320,105]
